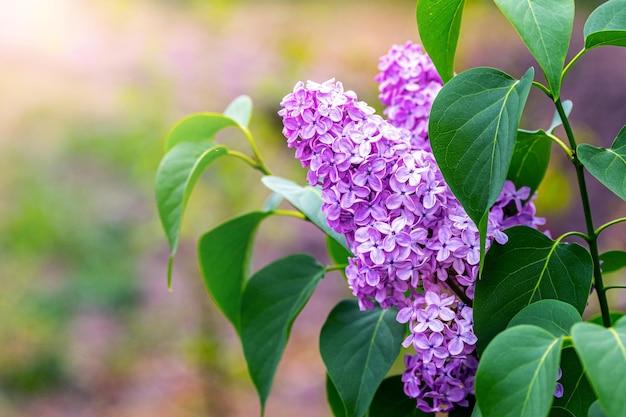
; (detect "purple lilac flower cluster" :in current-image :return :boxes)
[278,42,543,413]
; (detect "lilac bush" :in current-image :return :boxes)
[155,2,626,416]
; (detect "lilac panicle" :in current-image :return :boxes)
[278,42,543,413]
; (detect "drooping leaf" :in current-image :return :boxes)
[240,254,325,413]
[587,401,608,417]
[157,96,255,284]
[494,0,574,97]
[262,176,348,249]
[197,211,270,329]
[508,101,572,193]
[474,226,592,352]
[571,317,626,417]
[155,142,229,282]
[429,67,534,266]
[320,300,405,417]
[600,250,626,273]
[369,375,430,417]
[508,299,582,337]
[476,325,563,417]
[551,348,596,417]
[416,0,466,82]
[578,125,626,201]
[223,95,253,128]
[584,0,626,49]
[327,375,347,417]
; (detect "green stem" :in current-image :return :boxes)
[241,127,272,175]
[555,99,612,327]
[562,48,587,81]
[557,230,589,243]
[546,132,573,159]
[272,209,307,220]
[595,217,626,237]
[532,81,553,100]
[605,285,626,292]
[325,264,348,273]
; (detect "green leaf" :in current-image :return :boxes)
[508,299,582,337]
[494,0,574,97]
[262,176,348,249]
[320,300,405,417]
[155,142,229,282]
[198,211,270,329]
[587,401,608,417]
[327,375,347,417]
[369,375,430,417]
[157,96,255,284]
[240,254,325,413]
[476,325,563,417]
[508,101,572,193]
[578,125,626,201]
[551,348,596,417]
[165,95,252,150]
[429,67,534,263]
[571,317,626,417]
[223,95,253,128]
[474,226,593,352]
[508,130,552,193]
[416,0,466,82]
[584,0,626,49]
[600,250,626,273]
[327,235,352,264]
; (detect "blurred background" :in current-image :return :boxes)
[0,0,624,416]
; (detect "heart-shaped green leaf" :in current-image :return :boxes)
[416,0,466,82]
[551,348,596,417]
[327,375,347,417]
[429,67,534,266]
[320,300,405,417]
[474,226,593,352]
[369,375,431,417]
[240,254,325,414]
[578,125,626,201]
[600,250,626,273]
[198,211,270,329]
[262,176,348,249]
[508,299,582,337]
[155,142,229,283]
[584,0,626,49]
[476,325,563,417]
[494,0,574,97]
[571,317,626,417]
[508,101,572,193]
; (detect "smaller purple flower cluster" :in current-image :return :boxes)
[376,41,442,147]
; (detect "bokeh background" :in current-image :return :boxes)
[1,0,624,416]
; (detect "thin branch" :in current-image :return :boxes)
[445,279,472,307]
[271,209,307,220]
[325,264,348,273]
[532,81,553,100]
[562,48,587,81]
[595,217,626,237]
[605,285,626,292]
[546,132,573,159]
